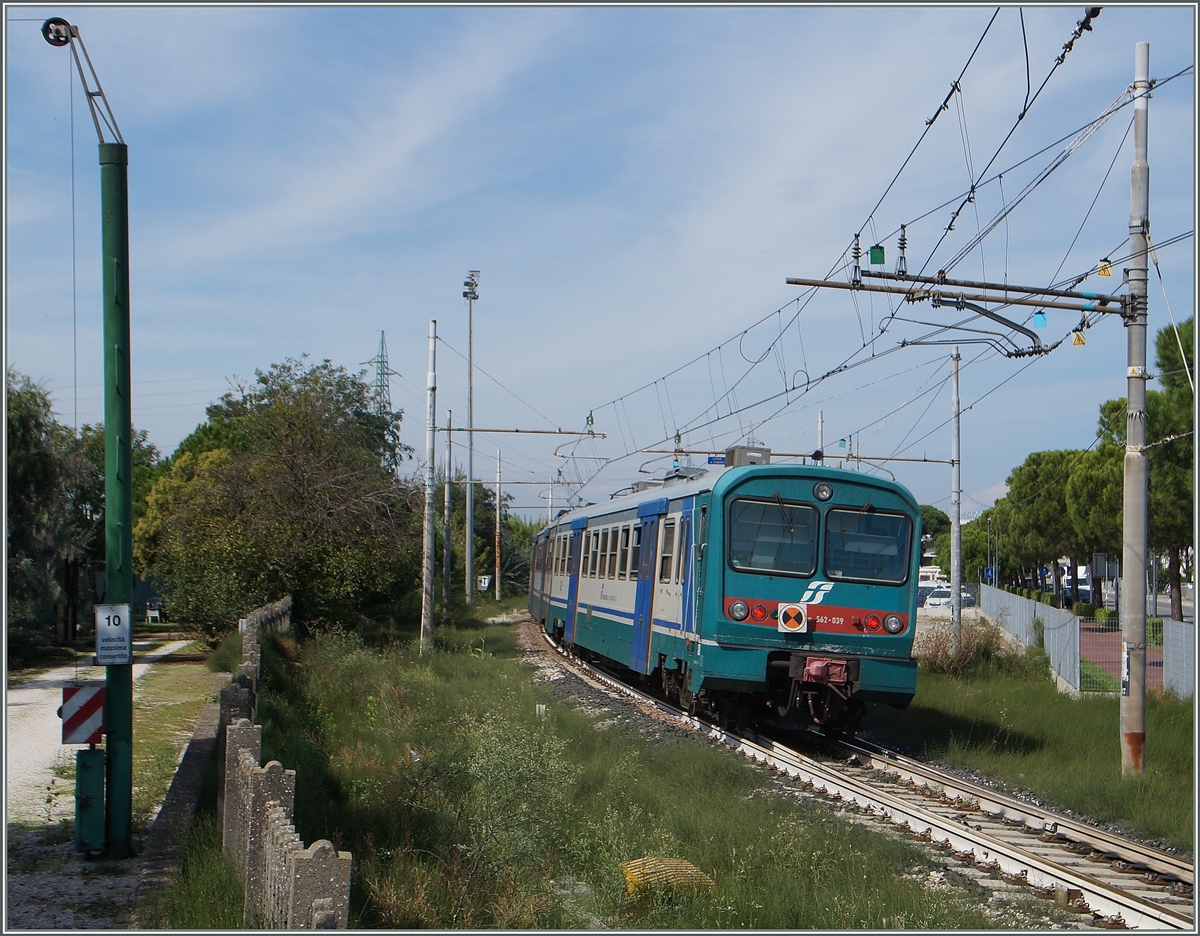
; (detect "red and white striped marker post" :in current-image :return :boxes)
[62,686,105,745]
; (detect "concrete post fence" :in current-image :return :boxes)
[218,597,351,929]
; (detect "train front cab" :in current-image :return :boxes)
[693,465,919,731]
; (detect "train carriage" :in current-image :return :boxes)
[529,447,921,733]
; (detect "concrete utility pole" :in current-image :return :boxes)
[442,410,452,621]
[463,271,479,604]
[45,17,135,860]
[950,347,963,651]
[495,450,502,601]
[1121,41,1150,775]
[420,320,437,655]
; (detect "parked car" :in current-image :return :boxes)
[924,587,975,608]
[1064,583,1091,603]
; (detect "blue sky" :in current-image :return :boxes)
[5,5,1195,520]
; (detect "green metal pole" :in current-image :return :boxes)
[100,141,135,858]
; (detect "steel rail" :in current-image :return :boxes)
[540,631,1192,929]
[838,736,1193,886]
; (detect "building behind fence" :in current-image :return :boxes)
[217,597,353,928]
[981,584,1191,699]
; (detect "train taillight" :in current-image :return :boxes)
[728,600,750,621]
[883,614,905,634]
[750,604,769,622]
[864,614,882,632]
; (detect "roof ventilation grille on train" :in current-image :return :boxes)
[663,466,708,485]
[724,445,772,467]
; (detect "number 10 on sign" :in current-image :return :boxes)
[95,603,132,665]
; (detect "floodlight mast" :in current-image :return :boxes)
[463,271,479,605]
[44,16,134,859]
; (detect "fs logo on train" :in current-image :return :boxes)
[778,604,807,633]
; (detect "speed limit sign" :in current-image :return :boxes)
[95,603,132,665]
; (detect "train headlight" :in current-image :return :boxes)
[864,613,882,631]
[750,604,769,622]
[883,614,905,634]
[813,481,834,501]
[729,600,749,621]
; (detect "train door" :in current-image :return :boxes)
[631,515,661,673]
[564,519,587,642]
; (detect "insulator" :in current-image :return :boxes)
[896,225,908,276]
[851,234,862,286]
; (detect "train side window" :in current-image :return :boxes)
[629,526,641,581]
[659,520,676,582]
[607,527,619,579]
[582,532,592,577]
[618,526,630,579]
[590,531,601,576]
[598,529,609,578]
[556,535,563,575]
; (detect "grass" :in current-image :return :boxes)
[1079,658,1120,693]
[130,648,220,831]
[241,609,1004,929]
[134,764,246,929]
[870,619,1193,852]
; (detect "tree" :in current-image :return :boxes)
[1087,318,1194,620]
[4,369,114,658]
[920,505,951,541]
[1006,450,1087,605]
[135,357,421,635]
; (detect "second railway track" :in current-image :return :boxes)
[541,629,1194,931]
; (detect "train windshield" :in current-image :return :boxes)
[824,508,912,583]
[728,498,817,576]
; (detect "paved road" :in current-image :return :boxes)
[5,640,189,825]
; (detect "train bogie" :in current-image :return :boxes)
[528,455,921,733]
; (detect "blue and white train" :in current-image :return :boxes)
[528,447,922,732]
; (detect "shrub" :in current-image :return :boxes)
[205,630,244,672]
[1072,602,1096,618]
[913,618,1045,679]
[1094,607,1119,630]
[1147,618,1164,647]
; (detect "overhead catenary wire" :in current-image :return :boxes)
[564,34,1193,498]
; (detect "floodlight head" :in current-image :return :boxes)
[42,17,72,46]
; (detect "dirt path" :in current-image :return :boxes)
[5,639,190,929]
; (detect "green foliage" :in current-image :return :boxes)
[870,665,1193,850]
[135,810,245,928]
[919,504,950,540]
[6,369,69,661]
[1072,602,1096,618]
[1064,442,1122,559]
[254,626,996,929]
[1079,659,1120,693]
[206,630,245,672]
[914,618,1048,680]
[134,357,421,635]
[1094,607,1119,630]
[1006,449,1084,574]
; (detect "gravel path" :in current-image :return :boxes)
[5,639,190,930]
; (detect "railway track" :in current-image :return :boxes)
[543,632,1194,930]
